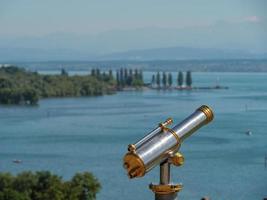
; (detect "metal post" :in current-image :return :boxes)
[154,161,178,200]
[160,161,170,185]
[155,193,178,200]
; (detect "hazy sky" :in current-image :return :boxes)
[0,0,266,56]
[0,0,266,36]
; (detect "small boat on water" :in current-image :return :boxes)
[246,130,252,136]
[13,159,22,164]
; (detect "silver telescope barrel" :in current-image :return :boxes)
[172,105,213,142]
[123,105,214,179]
[128,118,173,152]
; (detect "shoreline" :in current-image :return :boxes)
[0,85,229,106]
[120,85,229,92]
[149,85,229,90]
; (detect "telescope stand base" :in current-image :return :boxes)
[155,193,178,200]
[149,183,182,200]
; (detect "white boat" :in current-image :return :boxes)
[13,159,22,164]
[246,130,252,136]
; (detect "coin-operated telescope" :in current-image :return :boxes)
[123,105,214,200]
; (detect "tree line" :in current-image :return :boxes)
[0,171,100,200]
[115,68,144,88]
[90,68,114,83]
[90,68,144,89]
[0,66,116,105]
[151,71,192,88]
[0,66,193,104]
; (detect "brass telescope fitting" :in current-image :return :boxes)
[127,118,173,153]
[197,105,214,124]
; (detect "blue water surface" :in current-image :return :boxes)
[0,72,267,199]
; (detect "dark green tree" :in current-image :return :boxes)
[0,77,13,88]
[128,69,133,86]
[156,72,161,88]
[96,69,101,79]
[177,71,183,87]
[32,171,64,200]
[119,68,124,87]
[138,69,143,82]
[0,66,25,74]
[91,69,96,77]
[124,69,128,86]
[162,72,167,88]
[67,172,101,200]
[151,74,155,86]
[12,171,37,196]
[108,70,113,80]
[0,173,13,190]
[134,69,138,80]
[186,71,192,87]
[0,171,101,200]
[116,70,120,87]
[61,69,68,76]
[23,88,39,105]
[132,79,143,88]
[168,73,172,87]
[102,72,110,82]
[126,71,133,86]
[0,189,29,200]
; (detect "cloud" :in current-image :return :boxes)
[244,16,261,23]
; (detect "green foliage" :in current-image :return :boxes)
[0,66,116,105]
[65,172,101,200]
[61,69,68,76]
[156,72,160,87]
[0,88,38,105]
[0,188,30,200]
[0,173,13,190]
[0,77,13,88]
[0,171,101,200]
[186,71,192,87]
[0,66,25,74]
[132,79,143,88]
[162,72,167,88]
[119,68,124,87]
[91,69,96,77]
[151,75,155,85]
[115,68,144,88]
[151,71,193,88]
[116,70,120,87]
[178,71,183,87]
[108,70,113,80]
[167,73,172,87]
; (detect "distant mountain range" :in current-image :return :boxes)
[0,46,266,62]
[0,47,95,62]
[100,46,267,60]
[0,19,266,62]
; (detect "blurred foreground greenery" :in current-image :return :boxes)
[0,171,101,200]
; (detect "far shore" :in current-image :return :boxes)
[120,85,229,91]
[0,66,229,105]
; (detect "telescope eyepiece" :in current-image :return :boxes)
[197,105,214,124]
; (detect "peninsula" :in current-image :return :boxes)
[0,66,144,105]
[0,66,117,105]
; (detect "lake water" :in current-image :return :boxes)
[0,72,267,199]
